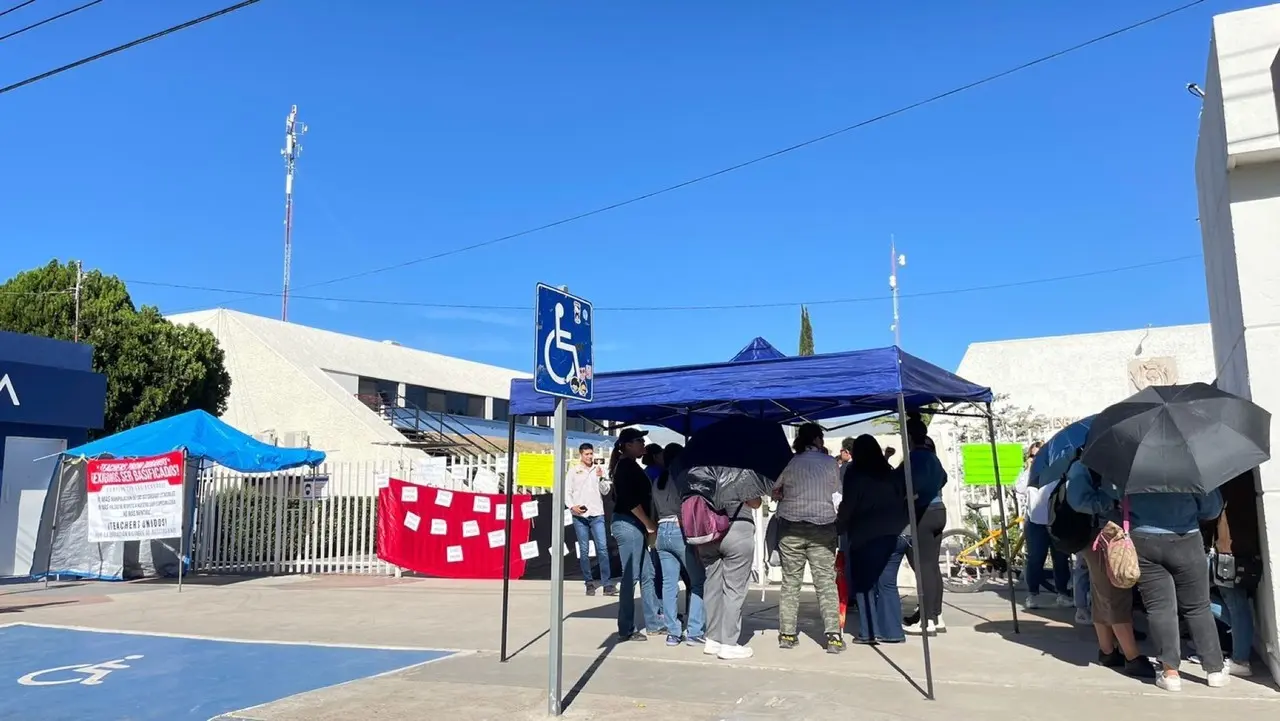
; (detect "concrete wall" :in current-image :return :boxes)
[1195,2,1280,680]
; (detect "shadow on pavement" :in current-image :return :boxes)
[972,618,1097,668]
[563,636,618,712]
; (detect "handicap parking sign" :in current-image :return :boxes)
[534,284,593,402]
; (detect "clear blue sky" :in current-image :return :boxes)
[0,0,1253,373]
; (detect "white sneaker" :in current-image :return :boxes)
[1229,660,1253,677]
[1074,608,1092,625]
[1208,670,1231,687]
[904,621,923,635]
[1156,674,1183,692]
[703,640,722,656]
[1023,594,1042,610]
[717,644,754,660]
[926,619,944,635]
[1055,594,1074,608]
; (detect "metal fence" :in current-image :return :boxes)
[190,454,545,576]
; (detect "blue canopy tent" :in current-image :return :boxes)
[500,345,1015,700]
[729,336,786,362]
[35,410,325,583]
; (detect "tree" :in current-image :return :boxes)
[0,260,232,437]
[798,305,814,356]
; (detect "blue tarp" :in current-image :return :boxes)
[62,410,325,473]
[730,337,786,362]
[510,345,992,432]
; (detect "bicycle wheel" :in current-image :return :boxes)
[939,528,998,594]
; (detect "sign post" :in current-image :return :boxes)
[532,283,593,717]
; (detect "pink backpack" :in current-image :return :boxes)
[680,496,740,545]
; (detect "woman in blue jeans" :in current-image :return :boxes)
[837,435,909,644]
[608,429,661,641]
[649,443,706,646]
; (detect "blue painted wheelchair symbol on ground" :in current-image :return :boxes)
[534,283,594,401]
[0,624,455,721]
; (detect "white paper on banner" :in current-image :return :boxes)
[401,485,419,503]
[472,468,501,495]
[430,518,447,535]
[404,512,421,532]
[435,489,454,508]
[487,529,506,548]
[446,545,464,563]
[462,520,480,538]
[374,471,390,491]
[520,500,539,520]
[450,466,469,483]
[85,452,185,543]
[473,496,491,514]
[519,541,540,560]
[564,509,575,526]
[412,458,451,488]
[495,503,510,520]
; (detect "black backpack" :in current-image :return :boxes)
[1046,460,1096,554]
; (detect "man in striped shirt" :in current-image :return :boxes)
[773,423,843,653]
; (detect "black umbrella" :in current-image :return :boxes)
[1080,382,1271,494]
[671,416,792,508]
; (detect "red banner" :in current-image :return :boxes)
[376,479,536,580]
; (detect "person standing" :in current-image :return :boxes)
[774,423,844,653]
[1205,471,1262,677]
[609,428,660,642]
[650,443,706,647]
[901,416,948,635]
[1015,441,1073,610]
[566,443,616,597]
[837,437,856,470]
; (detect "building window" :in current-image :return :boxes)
[358,377,398,406]
[444,391,485,418]
[492,399,510,422]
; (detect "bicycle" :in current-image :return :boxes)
[939,503,1026,593]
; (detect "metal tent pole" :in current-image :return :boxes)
[500,415,517,662]
[985,402,1020,634]
[896,393,934,700]
[42,460,67,590]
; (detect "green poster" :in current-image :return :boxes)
[960,443,1023,486]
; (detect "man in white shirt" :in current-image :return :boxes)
[1014,443,1072,610]
[567,443,616,596]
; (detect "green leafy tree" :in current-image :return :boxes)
[798,305,814,356]
[0,260,232,436]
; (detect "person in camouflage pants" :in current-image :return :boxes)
[773,423,844,653]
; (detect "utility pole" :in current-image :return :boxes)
[73,260,83,342]
[280,104,307,322]
[889,235,906,347]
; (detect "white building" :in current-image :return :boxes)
[167,309,613,465]
[1196,2,1280,682]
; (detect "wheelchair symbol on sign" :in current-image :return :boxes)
[18,655,144,687]
[543,302,585,395]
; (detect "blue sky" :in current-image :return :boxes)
[0,0,1251,373]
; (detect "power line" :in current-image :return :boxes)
[259,0,1206,298]
[0,0,104,44]
[122,253,1199,313]
[0,0,264,96]
[0,1,37,19]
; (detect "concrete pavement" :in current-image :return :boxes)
[2,575,1275,719]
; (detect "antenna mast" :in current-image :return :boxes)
[889,235,906,347]
[280,104,307,321]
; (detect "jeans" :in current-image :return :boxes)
[1132,531,1224,673]
[1072,554,1090,610]
[571,514,613,588]
[655,522,705,639]
[611,516,659,637]
[848,534,907,642]
[1023,522,1069,595]
[1214,584,1254,663]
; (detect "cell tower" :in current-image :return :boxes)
[280,104,307,321]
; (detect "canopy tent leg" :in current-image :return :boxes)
[896,394,934,700]
[500,415,517,663]
[985,403,1020,634]
[42,460,67,590]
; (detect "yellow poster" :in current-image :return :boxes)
[517,453,554,489]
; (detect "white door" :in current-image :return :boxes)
[0,436,66,576]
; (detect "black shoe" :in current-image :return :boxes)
[1124,656,1157,678]
[851,636,876,645]
[585,584,597,597]
[619,631,647,642]
[602,585,618,596]
[826,633,846,654]
[1098,649,1125,668]
[778,633,799,650]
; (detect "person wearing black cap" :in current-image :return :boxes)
[900,414,949,635]
[609,427,661,641]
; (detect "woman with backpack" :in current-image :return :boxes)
[837,435,909,644]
